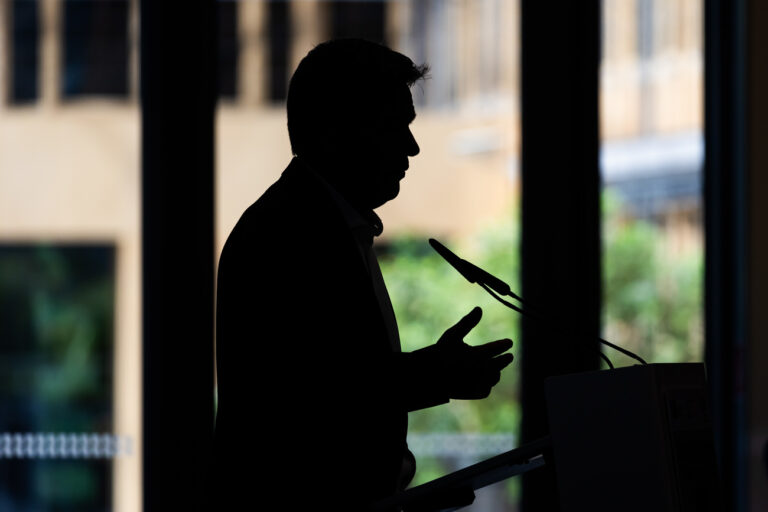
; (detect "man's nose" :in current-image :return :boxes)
[406,128,420,157]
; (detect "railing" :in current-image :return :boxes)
[408,433,516,458]
[0,432,132,459]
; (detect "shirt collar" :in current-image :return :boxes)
[297,158,383,244]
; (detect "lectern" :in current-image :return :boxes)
[374,363,720,511]
[545,363,721,512]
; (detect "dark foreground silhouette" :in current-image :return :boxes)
[212,39,513,510]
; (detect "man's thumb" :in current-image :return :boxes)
[440,307,482,344]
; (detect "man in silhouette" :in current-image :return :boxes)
[213,39,513,510]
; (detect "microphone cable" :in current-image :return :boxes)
[477,282,615,370]
[479,282,647,366]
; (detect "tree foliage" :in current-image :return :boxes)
[602,193,703,363]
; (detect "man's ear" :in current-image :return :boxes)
[318,123,356,158]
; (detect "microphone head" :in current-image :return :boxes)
[427,238,445,254]
[428,238,477,284]
[428,238,454,262]
[430,238,513,297]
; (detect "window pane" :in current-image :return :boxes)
[0,1,141,510]
[216,1,520,509]
[63,0,130,98]
[266,0,290,102]
[217,0,238,99]
[600,0,704,364]
[9,0,39,103]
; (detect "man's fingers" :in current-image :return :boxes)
[481,354,513,385]
[473,338,513,358]
[490,353,514,371]
[442,307,483,342]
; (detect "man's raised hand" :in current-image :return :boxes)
[435,306,514,400]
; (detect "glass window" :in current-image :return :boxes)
[215,1,521,509]
[600,0,704,364]
[0,245,115,512]
[266,0,290,102]
[63,0,130,98]
[9,0,40,103]
[217,0,238,99]
[329,1,386,41]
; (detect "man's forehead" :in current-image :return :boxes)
[352,81,417,124]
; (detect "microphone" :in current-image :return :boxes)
[428,238,648,367]
[428,238,511,297]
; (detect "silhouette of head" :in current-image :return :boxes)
[287,39,427,210]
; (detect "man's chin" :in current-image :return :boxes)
[371,184,401,210]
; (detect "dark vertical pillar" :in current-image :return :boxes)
[747,2,768,509]
[704,0,748,510]
[520,1,601,510]
[140,2,216,511]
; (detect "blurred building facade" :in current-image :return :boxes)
[0,1,702,510]
[601,0,703,258]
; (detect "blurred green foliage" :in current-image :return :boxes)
[602,193,704,364]
[0,245,114,430]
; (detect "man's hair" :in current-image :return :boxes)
[287,39,428,157]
